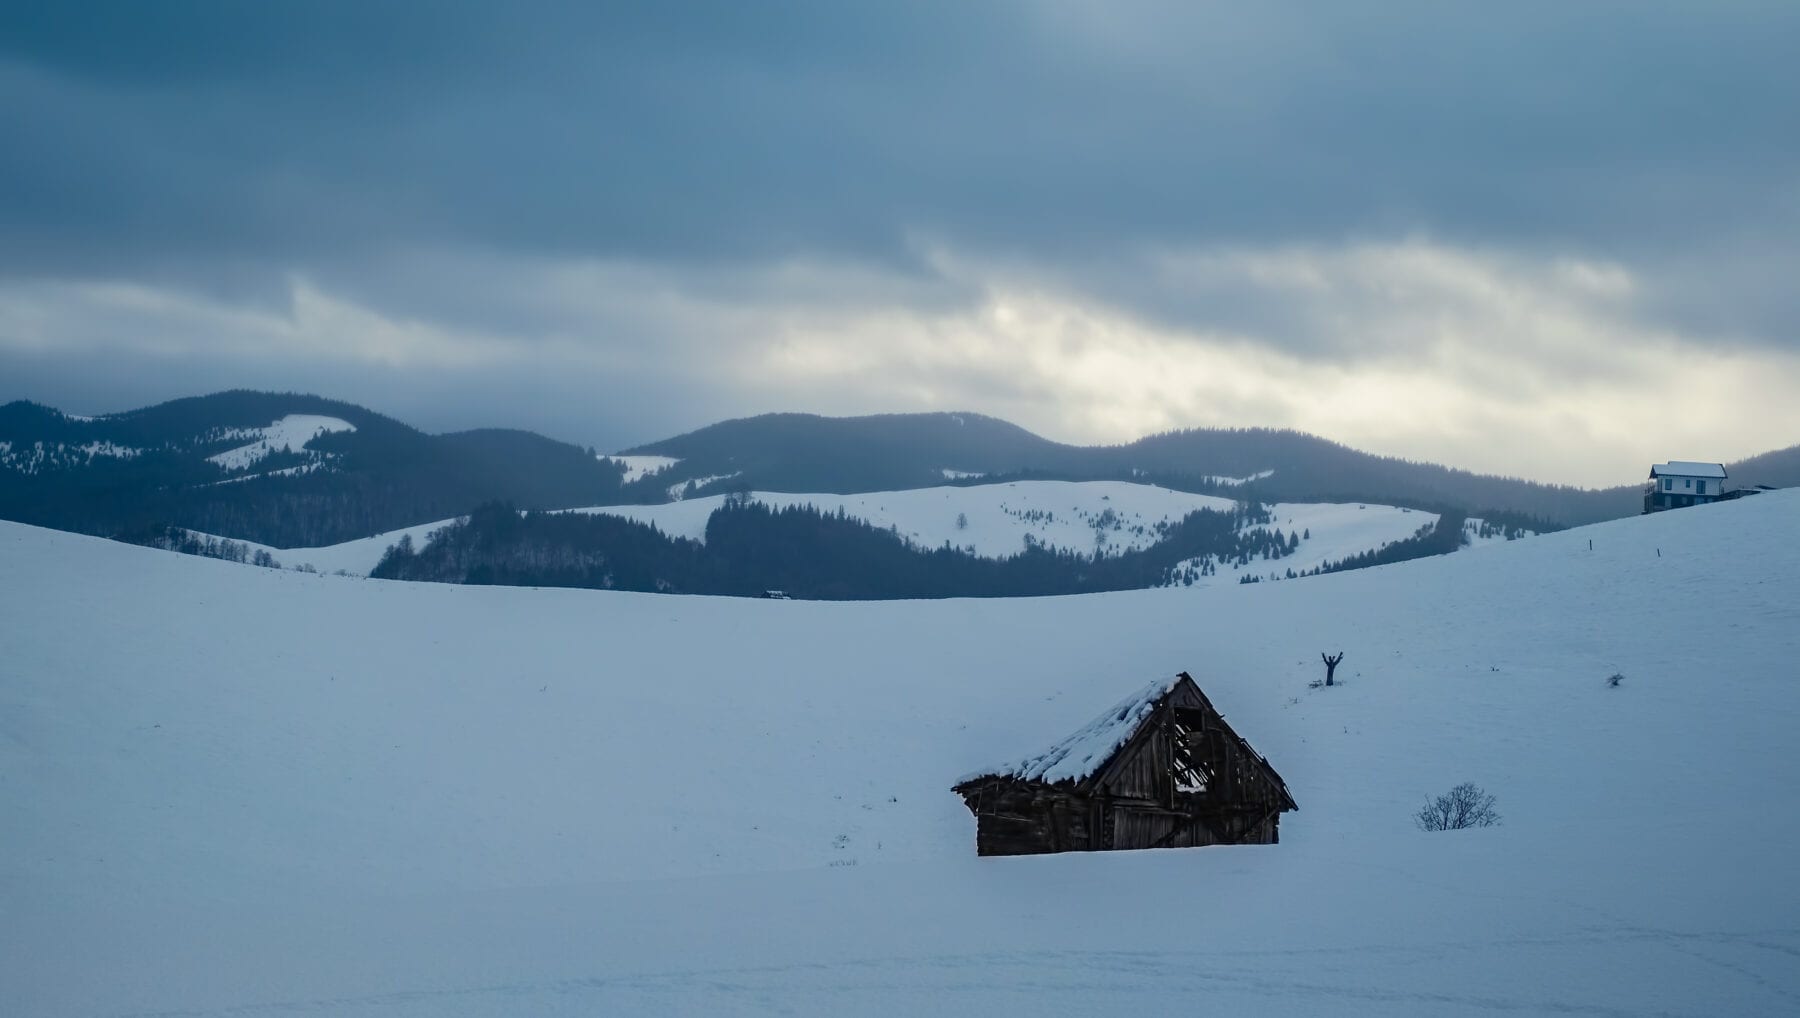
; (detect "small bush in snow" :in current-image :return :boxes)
[1607,672,1624,688]
[1414,782,1501,831]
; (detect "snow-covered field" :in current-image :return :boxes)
[199,480,1438,582]
[581,479,1244,555]
[208,517,463,575]
[1238,501,1439,579]
[580,480,1433,572]
[4,491,1797,1015]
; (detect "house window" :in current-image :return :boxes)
[1663,478,1672,491]
[1685,478,1692,489]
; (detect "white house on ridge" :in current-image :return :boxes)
[1644,461,1727,513]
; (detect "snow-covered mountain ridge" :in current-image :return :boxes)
[21,391,1787,545]
[4,490,1797,1014]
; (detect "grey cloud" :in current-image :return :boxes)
[5,3,1797,275]
[3,0,1800,461]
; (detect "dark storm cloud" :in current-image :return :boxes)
[4,0,1800,476]
[4,2,1796,292]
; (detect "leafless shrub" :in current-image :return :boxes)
[1414,782,1501,831]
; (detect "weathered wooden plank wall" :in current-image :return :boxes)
[956,674,1294,857]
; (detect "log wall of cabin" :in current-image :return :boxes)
[963,782,1098,856]
[963,783,1284,855]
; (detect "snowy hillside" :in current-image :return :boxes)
[205,414,356,471]
[0,392,630,548]
[204,517,462,576]
[225,479,1446,583]
[582,479,1244,554]
[4,491,1797,1015]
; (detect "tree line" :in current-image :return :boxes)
[370,499,1312,599]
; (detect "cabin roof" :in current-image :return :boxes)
[957,673,1185,786]
[1649,461,1727,479]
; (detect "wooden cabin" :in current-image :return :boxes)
[953,672,1296,856]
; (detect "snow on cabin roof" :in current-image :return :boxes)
[1650,461,1727,479]
[959,674,1184,787]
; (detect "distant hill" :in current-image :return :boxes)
[5,391,1793,548]
[1726,444,1800,491]
[628,411,1739,526]
[623,411,1081,495]
[0,391,626,546]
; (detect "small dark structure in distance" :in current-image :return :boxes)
[953,672,1296,856]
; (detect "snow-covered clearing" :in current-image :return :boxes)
[1221,501,1439,580]
[1207,468,1276,486]
[580,481,1430,578]
[3,491,1798,1015]
[667,471,740,499]
[1462,516,1538,549]
[601,453,680,484]
[206,414,356,471]
[583,480,1241,556]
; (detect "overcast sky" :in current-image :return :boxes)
[3,2,1797,486]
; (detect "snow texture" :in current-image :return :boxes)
[206,414,356,471]
[961,674,1183,785]
[8,490,1797,1015]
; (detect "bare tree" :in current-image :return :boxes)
[1321,651,1344,687]
[1414,782,1501,831]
